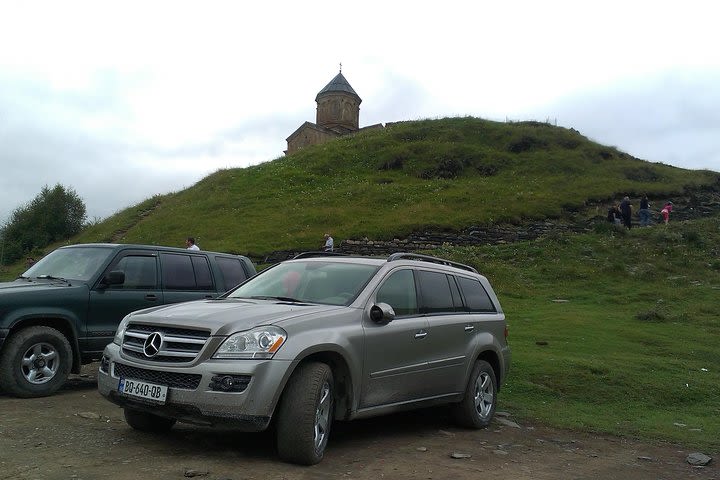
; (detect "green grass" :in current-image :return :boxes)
[434,216,720,449]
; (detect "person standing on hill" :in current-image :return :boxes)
[620,196,633,229]
[638,194,651,227]
[186,237,200,250]
[661,201,673,224]
[607,204,622,226]
[323,233,334,252]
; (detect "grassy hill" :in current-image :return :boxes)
[72,117,718,257]
[2,116,719,450]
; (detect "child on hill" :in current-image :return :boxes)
[661,202,673,224]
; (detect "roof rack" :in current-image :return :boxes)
[386,253,477,273]
[292,251,350,260]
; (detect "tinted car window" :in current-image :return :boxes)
[192,256,214,290]
[376,269,418,316]
[448,275,463,310]
[457,276,496,312]
[417,270,454,314]
[111,255,158,289]
[161,253,197,290]
[215,256,248,290]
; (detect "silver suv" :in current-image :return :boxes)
[98,253,510,465]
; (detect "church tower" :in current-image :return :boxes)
[315,70,361,133]
[286,68,376,155]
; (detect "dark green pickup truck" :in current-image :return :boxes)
[0,243,256,397]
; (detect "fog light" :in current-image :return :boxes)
[99,355,110,374]
[209,374,251,392]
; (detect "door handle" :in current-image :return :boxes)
[464,325,475,332]
[414,330,428,339]
[145,294,158,301]
[204,294,215,299]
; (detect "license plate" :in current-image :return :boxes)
[118,377,168,404]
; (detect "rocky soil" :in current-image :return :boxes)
[0,364,716,480]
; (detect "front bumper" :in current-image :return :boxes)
[97,343,292,432]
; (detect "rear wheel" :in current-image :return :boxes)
[451,360,497,428]
[0,326,72,398]
[124,408,176,433]
[276,362,334,465]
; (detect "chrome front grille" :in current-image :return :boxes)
[122,323,210,363]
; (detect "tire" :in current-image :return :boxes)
[451,360,498,428]
[276,362,334,465]
[124,408,176,433]
[0,326,73,398]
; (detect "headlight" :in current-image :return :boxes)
[214,326,287,359]
[113,316,131,345]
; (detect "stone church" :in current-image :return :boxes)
[285,70,382,155]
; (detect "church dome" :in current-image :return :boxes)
[315,72,361,104]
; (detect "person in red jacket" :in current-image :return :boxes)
[661,201,673,224]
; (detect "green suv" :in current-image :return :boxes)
[98,252,510,465]
[0,243,255,398]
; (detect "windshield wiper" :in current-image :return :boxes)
[36,275,68,281]
[249,295,305,303]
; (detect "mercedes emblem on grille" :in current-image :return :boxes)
[143,332,163,358]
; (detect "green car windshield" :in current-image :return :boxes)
[228,261,379,306]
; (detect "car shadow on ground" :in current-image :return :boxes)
[123,407,459,462]
[0,372,98,398]
[61,372,99,391]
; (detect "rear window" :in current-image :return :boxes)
[416,270,455,314]
[456,276,496,312]
[160,253,215,291]
[215,256,249,291]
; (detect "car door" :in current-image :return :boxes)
[415,270,473,395]
[159,252,218,304]
[85,250,163,353]
[360,268,430,408]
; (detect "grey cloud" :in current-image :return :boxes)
[521,70,720,171]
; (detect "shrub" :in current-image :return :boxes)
[508,135,547,153]
[635,309,667,322]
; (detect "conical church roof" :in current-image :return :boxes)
[315,72,361,103]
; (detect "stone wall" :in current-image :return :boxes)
[260,185,720,264]
[262,220,584,263]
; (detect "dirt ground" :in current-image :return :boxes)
[0,364,716,480]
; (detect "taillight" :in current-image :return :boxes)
[504,325,509,339]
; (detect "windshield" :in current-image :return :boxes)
[228,261,379,306]
[23,247,113,282]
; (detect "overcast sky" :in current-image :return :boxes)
[1,1,718,225]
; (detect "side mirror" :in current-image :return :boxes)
[101,270,125,287]
[370,302,395,325]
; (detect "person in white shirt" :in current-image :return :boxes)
[186,237,200,250]
[323,233,334,252]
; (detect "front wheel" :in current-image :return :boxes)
[451,360,497,428]
[276,362,334,465]
[0,326,73,398]
[124,408,176,433]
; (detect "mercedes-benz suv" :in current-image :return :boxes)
[98,252,510,465]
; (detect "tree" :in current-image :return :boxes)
[1,184,87,265]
